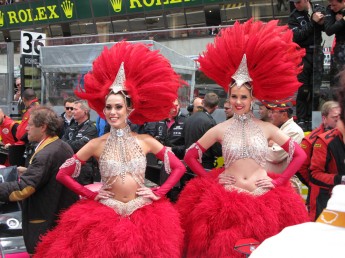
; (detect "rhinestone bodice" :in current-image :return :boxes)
[99,125,147,187]
[222,113,267,168]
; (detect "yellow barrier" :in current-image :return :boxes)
[301,184,308,201]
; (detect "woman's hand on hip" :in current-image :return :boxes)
[218,173,236,186]
[255,177,275,189]
[136,187,160,201]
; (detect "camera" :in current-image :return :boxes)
[341,8,345,16]
[314,4,326,14]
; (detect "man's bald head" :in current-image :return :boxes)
[22,89,37,101]
[193,97,203,113]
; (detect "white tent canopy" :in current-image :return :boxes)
[39,40,196,120]
[40,40,196,75]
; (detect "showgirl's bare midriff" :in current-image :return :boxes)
[106,174,140,203]
[223,158,267,192]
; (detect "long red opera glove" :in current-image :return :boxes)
[184,142,208,177]
[56,154,98,200]
[153,147,186,197]
[272,139,307,187]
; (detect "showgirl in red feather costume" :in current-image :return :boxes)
[176,19,310,258]
[34,42,185,258]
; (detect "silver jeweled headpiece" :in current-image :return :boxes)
[109,62,126,94]
[231,54,253,88]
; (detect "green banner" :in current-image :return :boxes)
[0,0,225,30]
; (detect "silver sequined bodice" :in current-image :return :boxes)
[99,125,147,187]
[222,113,267,168]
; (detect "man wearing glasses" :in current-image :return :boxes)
[13,77,26,115]
[61,100,98,185]
[13,77,21,101]
[60,97,77,137]
[223,99,233,120]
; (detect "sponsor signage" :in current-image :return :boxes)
[0,0,224,29]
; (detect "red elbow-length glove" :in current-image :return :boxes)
[272,139,307,187]
[56,154,98,200]
[184,142,208,177]
[153,147,186,197]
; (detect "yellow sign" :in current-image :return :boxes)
[110,0,196,13]
[0,0,74,27]
[0,0,221,29]
[129,0,193,8]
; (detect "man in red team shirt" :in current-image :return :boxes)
[298,101,340,186]
[0,108,19,165]
[308,89,345,220]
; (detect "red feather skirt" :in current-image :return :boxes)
[176,172,310,258]
[34,198,183,258]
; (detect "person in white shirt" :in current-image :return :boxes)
[251,184,345,258]
[266,102,304,174]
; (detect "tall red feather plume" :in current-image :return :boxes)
[75,41,183,124]
[198,19,305,102]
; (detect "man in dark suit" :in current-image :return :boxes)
[183,93,222,185]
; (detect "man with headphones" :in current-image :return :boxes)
[187,97,203,116]
[265,102,305,174]
[62,100,98,185]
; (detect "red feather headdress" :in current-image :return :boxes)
[75,41,183,124]
[198,19,305,102]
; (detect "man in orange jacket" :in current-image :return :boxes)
[16,89,40,143]
[14,89,39,167]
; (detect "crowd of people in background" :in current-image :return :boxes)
[0,2,345,255]
[287,0,345,131]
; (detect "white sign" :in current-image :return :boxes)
[21,31,46,56]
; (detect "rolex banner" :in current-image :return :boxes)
[0,0,226,30]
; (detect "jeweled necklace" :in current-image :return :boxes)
[110,125,132,183]
[233,112,254,159]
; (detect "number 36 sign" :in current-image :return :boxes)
[21,31,46,56]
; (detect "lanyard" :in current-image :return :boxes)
[29,136,59,164]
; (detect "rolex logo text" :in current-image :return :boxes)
[0,0,74,27]
[129,0,193,8]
